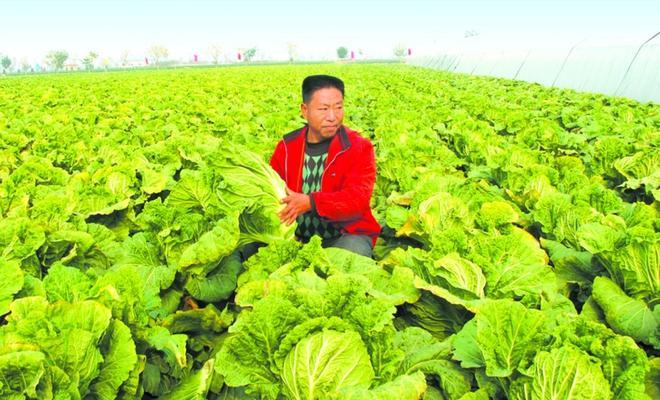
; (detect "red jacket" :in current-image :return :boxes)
[270,125,381,246]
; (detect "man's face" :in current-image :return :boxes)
[301,87,344,143]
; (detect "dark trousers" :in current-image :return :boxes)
[322,234,373,258]
[240,234,373,261]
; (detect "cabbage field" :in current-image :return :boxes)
[0,64,658,399]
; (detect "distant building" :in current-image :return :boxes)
[64,61,80,71]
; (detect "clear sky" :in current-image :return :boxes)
[0,0,658,64]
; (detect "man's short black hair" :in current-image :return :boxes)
[302,75,345,103]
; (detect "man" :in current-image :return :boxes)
[270,75,381,257]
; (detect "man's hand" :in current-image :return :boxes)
[279,187,311,225]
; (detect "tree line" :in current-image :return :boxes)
[1,44,410,74]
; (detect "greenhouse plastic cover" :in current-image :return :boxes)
[410,33,659,104]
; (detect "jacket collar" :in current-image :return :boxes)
[336,126,351,150]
